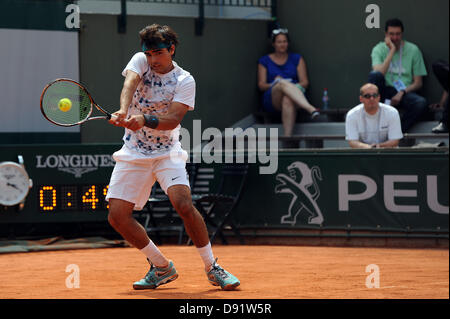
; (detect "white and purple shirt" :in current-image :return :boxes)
[121,52,195,157]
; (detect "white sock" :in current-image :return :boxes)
[197,242,215,271]
[140,240,169,268]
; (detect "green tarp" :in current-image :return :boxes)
[0,236,129,254]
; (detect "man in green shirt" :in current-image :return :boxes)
[369,18,428,132]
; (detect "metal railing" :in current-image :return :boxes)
[125,0,273,7]
[113,0,277,34]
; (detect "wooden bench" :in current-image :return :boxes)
[253,108,350,124]
[275,133,449,148]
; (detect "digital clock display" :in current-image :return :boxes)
[38,184,109,212]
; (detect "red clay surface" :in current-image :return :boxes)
[0,245,448,299]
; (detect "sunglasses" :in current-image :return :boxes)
[272,28,288,35]
[361,93,380,99]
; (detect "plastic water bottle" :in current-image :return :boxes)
[322,88,329,110]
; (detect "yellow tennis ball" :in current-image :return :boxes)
[58,98,72,112]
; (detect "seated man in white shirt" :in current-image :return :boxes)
[346,83,403,149]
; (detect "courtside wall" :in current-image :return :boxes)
[0,145,447,240]
[277,0,449,109]
[0,0,448,143]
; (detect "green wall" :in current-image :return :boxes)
[277,0,449,109]
[79,1,449,143]
[0,0,72,31]
[0,144,447,240]
[79,14,269,143]
[2,1,443,143]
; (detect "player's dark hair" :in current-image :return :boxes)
[139,24,179,57]
[385,18,404,32]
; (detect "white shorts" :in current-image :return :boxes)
[105,145,190,210]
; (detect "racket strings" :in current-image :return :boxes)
[41,80,92,125]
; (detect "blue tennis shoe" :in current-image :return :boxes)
[206,258,240,290]
[133,260,178,290]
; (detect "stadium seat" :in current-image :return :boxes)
[140,163,249,245]
[140,183,185,245]
[189,163,249,245]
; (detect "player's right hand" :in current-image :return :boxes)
[109,110,127,127]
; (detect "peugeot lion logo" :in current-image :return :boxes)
[275,161,324,225]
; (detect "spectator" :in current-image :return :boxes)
[346,83,403,149]
[257,28,320,144]
[368,18,428,132]
[430,60,449,133]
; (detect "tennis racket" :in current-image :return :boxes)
[40,78,116,127]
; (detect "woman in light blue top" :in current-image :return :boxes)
[257,28,319,138]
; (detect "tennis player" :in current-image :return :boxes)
[106,24,240,290]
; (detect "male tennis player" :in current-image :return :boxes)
[106,24,240,290]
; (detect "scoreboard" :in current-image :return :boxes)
[38,184,109,212]
[1,144,120,223]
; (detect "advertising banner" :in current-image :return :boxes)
[0,145,448,235]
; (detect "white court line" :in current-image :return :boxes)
[326,281,449,293]
[375,281,449,290]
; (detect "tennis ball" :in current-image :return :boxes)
[58,98,72,112]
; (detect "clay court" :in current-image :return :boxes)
[0,245,448,299]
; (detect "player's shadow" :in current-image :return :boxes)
[118,287,242,299]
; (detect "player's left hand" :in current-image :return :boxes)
[123,115,145,131]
